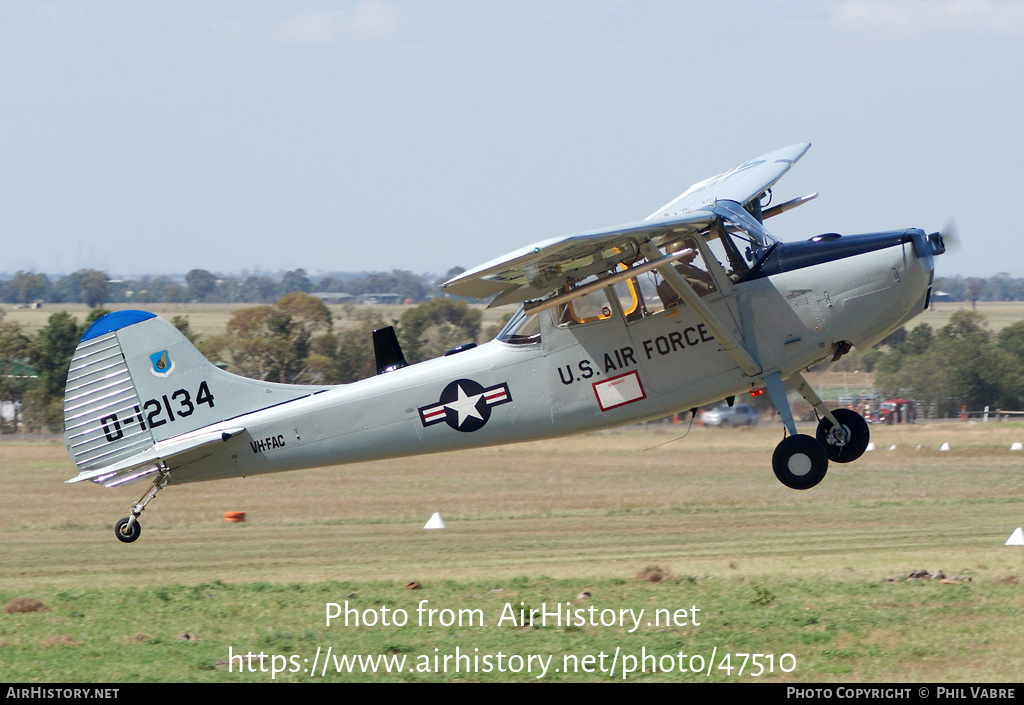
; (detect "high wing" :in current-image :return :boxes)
[441,209,715,305]
[442,143,811,306]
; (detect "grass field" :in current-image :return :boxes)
[917,301,1024,334]
[2,423,1023,682]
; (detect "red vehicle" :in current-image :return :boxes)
[876,399,916,424]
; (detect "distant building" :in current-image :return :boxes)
[311,292,355,304]
[356,293,403,305]
[1,401,18,424]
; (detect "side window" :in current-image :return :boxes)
[618,235,724,323]
[559,287,614,325]
[633,270,665,317]
[653,237,718,310]
[611,278,643,322]
[555,273,640,326]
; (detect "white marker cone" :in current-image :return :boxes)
[1011,442,1023,451]
[1006,527,1024,546]
[889,445,897,451]
[865,442,876,451]
[940,442,950,451]
[424,512,447,530]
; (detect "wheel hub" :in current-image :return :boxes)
[826,424,850,447]
[788,453,812,476]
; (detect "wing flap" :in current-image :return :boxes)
[65,427,245,485]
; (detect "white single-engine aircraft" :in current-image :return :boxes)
[64,143,945,542]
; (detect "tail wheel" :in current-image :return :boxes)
[114,517,141,544]
[773,434,828,490]
[816,409,870,463]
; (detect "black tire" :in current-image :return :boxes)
[114,517,141,543]
[815,409,870,463]
[772,434,828,490]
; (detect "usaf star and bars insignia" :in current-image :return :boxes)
[418,379,512,433]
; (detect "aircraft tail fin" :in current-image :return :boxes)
[63,310,325,483]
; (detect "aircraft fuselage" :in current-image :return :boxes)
[166,228,935,485]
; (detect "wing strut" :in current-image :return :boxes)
[523,248,696,317]
[638,241,762,377]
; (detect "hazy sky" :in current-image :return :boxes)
[1,0,1021,280]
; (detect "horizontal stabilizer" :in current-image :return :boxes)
[65,427,245,485]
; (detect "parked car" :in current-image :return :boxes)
[702,404,760,427]
[876,399,916,424]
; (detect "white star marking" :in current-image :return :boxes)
[444,384,484,427]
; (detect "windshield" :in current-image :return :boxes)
[724,221,776,269]
[697,209,778,282]
[495,305,541,345]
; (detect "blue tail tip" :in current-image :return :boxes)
[81,310,157,342]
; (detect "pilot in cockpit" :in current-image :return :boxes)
[656,237,717,307]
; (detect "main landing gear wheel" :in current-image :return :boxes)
[114,517,141,543]
[815,409,870,463]
[773,434,828,490]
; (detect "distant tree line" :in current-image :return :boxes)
[933,274,1024,307]
[5,299,1024,433]
[5,270,1019,308]
[0,308,107,432]
[198,293,481,386]
[0,292,481,433]
[6,265,1024,432]
[834,311,1024,418]
[0,266,469,307]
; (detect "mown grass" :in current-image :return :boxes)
[1,424,1023,682]
[3,575,1023,682]
[916,301,1024,334]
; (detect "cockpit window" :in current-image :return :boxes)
[702,223,749,281]
[559,286,614,324]
[630,212,778,317]
[495,305,541,344]
[712,202,780,277]
[501,209,778,334]
[555,271,639,327]
[646,237,717,310]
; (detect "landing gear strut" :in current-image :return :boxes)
[763,371,841,491]
[114,467,169,543]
